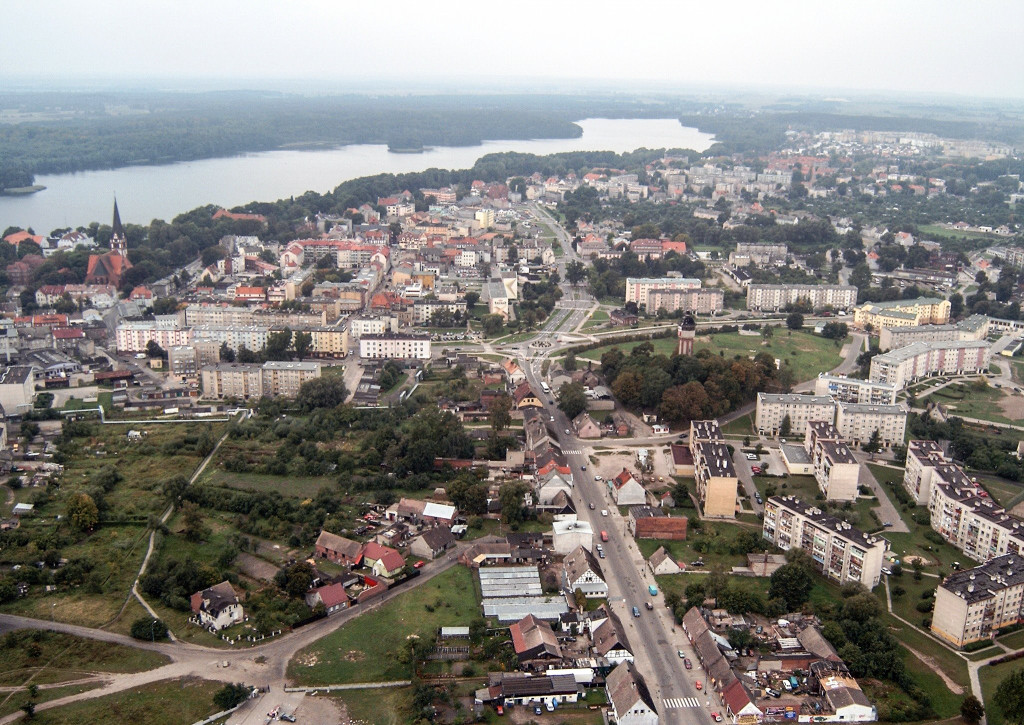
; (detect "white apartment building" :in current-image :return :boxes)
[200,360,321,399]
[644,287,723,315]
[903,440,950,505]
[412,299,467,325]
[348,316,400,339]
[932,555,1024,648]
[755,393,836,437]
[762,496,887,589]
[834,400,907,449]
[878,314,989,351]
[115,318,193,353]
[745,284,857,312]
[184,304,326,328]
[625,277,701,305]
[814,374,898,405]
[804,422,860,502]
[853,297,951,330]
[359,333,432,360]
[868,340,991,389]
[689,420,737,520]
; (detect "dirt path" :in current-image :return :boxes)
[901,643,964,695]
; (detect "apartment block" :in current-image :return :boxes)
[804,422,860,502]
[745,284,857,312]
[167,346,199,378]
[878,314,989,351]
[200,361,321,399]
[644,287,723,315]
[928,465,1024,563]
[932,555,1024,648]
[813,374,897,405]
[115,318,193,353]
[755,393,836,437]
[852,297,951,330]
[762,496,887,589]
[903,440,949,505]
[624,277,701,305]
[728,242,788,267]
[359,333,432,360]
[834,400,907,449]
[690,420,737,519]
[868,340,991,389]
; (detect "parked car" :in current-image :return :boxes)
[751,466,762,474]
[565,429,571,435]
[534,705,543,715]
[589,503,596,510]
[690,560,705,567]
[695,680,703,691]
[413,560,425,569]
[496,705,504,716]
[580,465,586,471]
[678,650,685,659]
[601,509,608,517]
[684,658,692,669]
[745,453,758,460]
[711,713,723,722]
[632,606,641,618]
[881,567,892,575]
[594,475,603,481]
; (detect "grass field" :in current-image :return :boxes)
[996,627,1024,650]
[980,658,1024,725]
[975,473,1024,509]
[330,687,413,725]
[0,683,100,719]
[721,411,754,436]
[24,677,222,725]
[921,381,1017,425]
[582,310,610,330]
[578,330,846,383]
[197,468,335,500]
[288,566,480,685]
[0,631,169,686]
[640,520,762,573]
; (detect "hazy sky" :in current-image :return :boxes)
[3,0,1023,99]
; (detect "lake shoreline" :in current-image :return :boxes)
[1,185,47,196]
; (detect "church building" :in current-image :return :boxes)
[85,201,133,288]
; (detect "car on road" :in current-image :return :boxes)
[751,466,762,474]
[645,602,654,610]
[881,567,892,575]
[754,493,763,504]
[565,429,571,435]
[598,549,605,558]
[601,530,609,542]
[695,680,702,691]
[549,415,554,422]
[632,606,641,618]
[580,465,586,471]
[711,713,723,722]
[745,453,758,460]
[594,475,602,481]
[601,509,608,517]
[589,503,596,510]
[413,560,425,569]
[684,658,692,669]
[678,650,685,659]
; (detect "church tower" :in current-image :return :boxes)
[677,315,696,356]
[111,200,128,258]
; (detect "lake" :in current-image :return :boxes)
[0,118,714,234]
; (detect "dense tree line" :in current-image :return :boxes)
[599,341,792,421]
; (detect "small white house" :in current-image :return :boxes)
[190,581,243,631]
[562,545,608,598]
[648,546,682,575]
[610,468,646,506]
[606,662,658,725]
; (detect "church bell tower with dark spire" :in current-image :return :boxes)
[111,200,128,258]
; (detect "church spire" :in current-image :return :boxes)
[111,199,127,257]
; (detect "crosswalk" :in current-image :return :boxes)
[563,449,583,455]
[663,697,701,709]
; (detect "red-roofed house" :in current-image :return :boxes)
[610,469,647,506]
[232,286,266,302]
[661,240,687,255]
[722,678,761,723]
[304,582,350,615]
[3,230,44,247]
[129,286,154,301]
[361,542,405,578]
[509,614,562,668]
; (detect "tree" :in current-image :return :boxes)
[292,330,312,360]
[66,493,99,532]
[130,617,169,641]
[849,263,872,293]
[151,297,179,315]
[779,415,792,438]
[557,382,588,420]
[145,340,166,359]
[264,328,292,361]
[563,351,577,372]
[994,668,1024,725]
[499,481,529,525]
[213,683,251,710]
[464,291,480,309]
[180,500,205,540]
[761,325,774,343]
[960,695,984,725]
[786,312,804,330]
[767,561,813,610]
[296,377,347,411]
[161,475,188,503]
[574,587,587,610]
[481,314,504,336]
[659,381,710,424]
[490,394,512,433]
[565,260,587,286]
[820,321,849,340]
[861,429,882,454]
[218,342,235,363]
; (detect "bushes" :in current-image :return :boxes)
[129,617,168,641]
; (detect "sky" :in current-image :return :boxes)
[3,0,1024,99]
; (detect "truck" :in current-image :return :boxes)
[648,585,658,596]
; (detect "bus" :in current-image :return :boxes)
[540,381,550,394]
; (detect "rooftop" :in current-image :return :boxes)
[758,392,834,405]
[768,496,884,550]
[873,339,990,364]
[941,554,1024,603]
[836,401,906,416]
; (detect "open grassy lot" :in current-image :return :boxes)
[640,519,763,573]
[975,473,1024,510]
[996,627,1024,650]
[578,330,846,383]
[582,310,610,330]
[196,468,335,500]
[980,658,1024,725]
[289,566,480,685]
[0,683,101,719]
[24,677,222,725]
[721,411,754,436]
[921,380,1018,425]
[331,687,413,725]
[886,571,940,626]
[0,630,169,686]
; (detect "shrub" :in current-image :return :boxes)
[129,617,168,641]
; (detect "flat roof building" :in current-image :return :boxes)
[755,393,836,437]
[932,554,1024,648]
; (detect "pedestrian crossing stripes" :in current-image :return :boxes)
[663,697,701,709]
[563,449,583,454]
